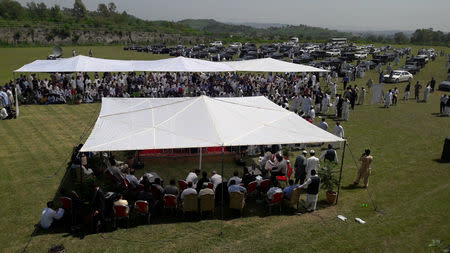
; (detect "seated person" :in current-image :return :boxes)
[151,178,165,200]
[180,182,197,202]
[267,181,283,201]
[198,182,214,197]
[282,180,299,200]
[186,169,200,189]
[113,194,128,206]
[136,184,155,210]
[228,180,247,195]
[107,158,123,182]
[125,169,139,189]
[210,171,222,190]
[196,171,210,192]
[228,170,242,187]
[164,179,179,196]
[40,201,64,229]
[241,167,256,187]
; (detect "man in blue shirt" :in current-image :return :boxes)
[283,180,299,200]
[228,180,247,195]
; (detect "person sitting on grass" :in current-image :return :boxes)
[282,180,299,200]
[228,180,247,195]
[40,201,64,229]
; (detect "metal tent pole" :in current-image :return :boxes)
[335,140,347,204]
[199,147,202,170]
[220,145,224,237]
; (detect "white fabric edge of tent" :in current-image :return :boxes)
[80,96,344,152]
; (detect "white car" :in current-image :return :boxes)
[210,41,223,47]
[355,52,368,59]
[326,49,341,57]
[230,42,242,48]
[383,70,413,83]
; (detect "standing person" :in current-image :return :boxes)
[294,150,307,184]
[333,121,344,149]
[404,82,411,100]
[414,81,422,101]
[392,87,399,105]
[299,170,321,212]
[342,98,350,121]
[430,77,436,92]
[343,75,349,91]
[332,94,339,117]
[440,95,447,115]
[384,89,392,108]
[350,87,357,110]
[331,82,337,97]
[322,92,330,114]
[337,95,343,118]
[353,149,374,188]
[358,87,366,105]
[319,144,338,164]
[305,150,319,180]
[423,84,431,102]
[89,49,93,57]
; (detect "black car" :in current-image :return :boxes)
[438,76,450,91]
[400,63,420,74]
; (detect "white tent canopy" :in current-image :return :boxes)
[132,56,235,72]
[14,55,135,73]
[80,96,343,152]
[223,57,328,73]
[15,56,327,73]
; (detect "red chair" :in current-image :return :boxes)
[113,205,130,229]
[134,200,150,224]
[267,192,284,214]
[207,182,214,189]
[60,197,74,225]
[164,194,178,215]
[136,184,145,191]
[178,180,188,192]
[246,181,258,196]
[259,179,271,193]
[276,162,293,185]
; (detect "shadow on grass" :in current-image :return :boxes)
[432,158,450,163]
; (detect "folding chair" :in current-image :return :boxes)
[199,194,215,218]
[246,181,258,197]
[163,194,178,215]
[267,192,284,214]
[182,194,198,216]
[113,204,130,229]
[134,200,151,224]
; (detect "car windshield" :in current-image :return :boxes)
[393,71,402,75]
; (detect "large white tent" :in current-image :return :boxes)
[223,57,328,73]
[15,56,327,73]
[132,56,235,72]
[80,96,343,152]
[14,55,135,73]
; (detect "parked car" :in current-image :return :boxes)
[210,41,223,47]
[354,52,368,59]
[326,49,341,57]
[400,63,420,75]
[438,76,450,91]
[383,70,413,83]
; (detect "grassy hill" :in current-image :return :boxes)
[179,19,352,41]
[0,45,449,252]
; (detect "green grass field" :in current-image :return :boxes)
[0,45,449,252]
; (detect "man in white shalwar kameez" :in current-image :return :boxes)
[423,84,431,102]
[342,98,350,121]
[358,87,366,105]
[384,90,392,108]
[333,122,344,149]
[321,93,330,115]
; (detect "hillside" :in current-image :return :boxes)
[179,19,352,41]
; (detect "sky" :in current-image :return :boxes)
[16,0,450,32]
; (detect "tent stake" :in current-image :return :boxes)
[335,140,347,204]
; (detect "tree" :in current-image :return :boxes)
[73,0,86,18]
[0,0,24,20]
[108,2,117,14]
[97,3,109,16]
[49,5,62,22]
[393,32,409,44]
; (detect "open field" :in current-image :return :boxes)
[0,45,449,252]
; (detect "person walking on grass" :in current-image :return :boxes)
[414,81,422,101]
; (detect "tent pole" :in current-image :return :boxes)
[220,145,224,237]
[199,147,202,170]
[335,140,347,205]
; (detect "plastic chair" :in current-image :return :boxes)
[199,194,215,218]
[267,192,284,214]
[259,179,271,193]
[178,180,188,192]
[136,184,145,191]
[182,194,198,215]
[113,204,130,229]
[207,182,214,189]
[163,194,178,215]
[134,200,151,224]
[246,181,258,196]
[229,191,245,216]
[283,187,301,211]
